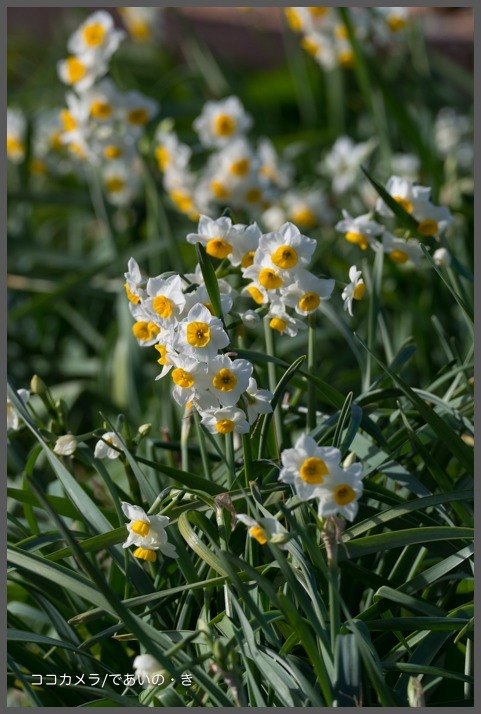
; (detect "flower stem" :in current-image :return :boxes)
[225,432,236,488]
[307,312,317,431]
[242,433,253,489]
[264,316,283,450]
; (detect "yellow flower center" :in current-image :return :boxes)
[300,457,328,484]
[393,196,413,214]
[155,145,170,171]
[230,158,250,176]
[90,100,112,120]
[65,56,87,84]
[124,283,140,304]
[153,295,173,318]
[131,21,151,41]
[335,23,348,39]
[285,8,302,32]
[186,321,211,347]
[241,251,256,268]
[216,419,235,434]
[82,22,106,47]
[333,484,356,505]
[310,7,329,17]
[131,520,150,537]
[247,286,265,304]
[213,113,236,137]
[133,547,157,562]
[338,50,354,68]
[60,109,76,132]
[353,283,366,301]
[271,245,299,270]
[269,317,287,333]
[104,145,123,159]
[132,321,160,341]
[298,292,321,312]
[245,188,262,204]
[417,219,439,237]
[291,207,317,228]
[128,108,149,125]
[210,180,230,199]
[259,268,283,290]
[170,190,194,213]
[206,238,232,259]
[51,131,64,150]
[387,15,407,32]
[155,344,169,365]
[389,249,409,264]
[30,159,47,175]
[172,368,195,389]
[105,176,125,193]
[6,137,24,157]
[212,368,237,392]
[69,143,86,159]
[301,37,320,57]
[249,526,268,545]
[345,231,369,250]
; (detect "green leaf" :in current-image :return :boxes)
[342,527,473,560]
[195,242,223,319]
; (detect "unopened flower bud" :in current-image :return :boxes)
[53,434,78,456]
[30,374,47,397]
[138,423,152,437]
[241,310,261,328]
[433,247,451,267]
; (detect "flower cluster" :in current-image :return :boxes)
[285,7,410,71]
[124,230,274,435]
[117,7,164,43]
[122,502,178,563]
[56,10,159,205]
[7,108,26,164]
[335,175,454,267]
[279,434,364,521]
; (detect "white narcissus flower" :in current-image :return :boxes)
[207,355,253,407]
[133,655,165,688]
[320,136,377,195]
[186,215,241,262]
[118,7,164,43]
[81,78,123,124]
[281,268,335,316]
[122,502,178,562]
[377,233,426,267]
[256,222,317,274]
[168,354,209,407]
[228,222,261,269]
[155,128,191,173]
[241,310,261,329]
[244,378,273,425]
[129,303,162,347]
[145,274,186,324]
[236,513,288,548]
[278,434,342,502]
[284,188,334,230]
[7,389,30,431]
[266,300,307,337]
[121,90,159,135]
[67,10,125,62]
[342,265,366,318]
[335,210,384,251]
[174,303,229,362]
[257,137,293,190]
[317,462,364,522]
[193,96,253,148]
[200,406,250,436]
[124,257,146,305]
[57,53,108,94]
[53,435,78,456]
[433,247,452,267]
[242,263,287,293]
[102,160,140,206]
[94,431,122,459]
[7,108,26,163]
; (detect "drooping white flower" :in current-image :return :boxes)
[341,265,366,317]
[7,389,30,431]
[278,434,342,501]
[377,232,426,267]
[236,513,288,548]
[335,210,384,250]
[94,431,122,459]
[193,96,253,148]
[122,501,178,561]
[53,434,78,456]
[244,378,273,425]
